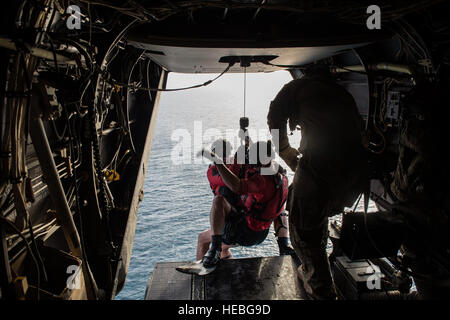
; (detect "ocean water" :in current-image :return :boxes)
[115,71,373,300]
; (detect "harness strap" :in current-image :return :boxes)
[275,175,286,214]
[274,211,289,235]
[275,224,288,236]
[239,165,247,178]
[247,173,286,222]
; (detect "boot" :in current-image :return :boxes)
[296,246,337,300]
[202,247,221,268]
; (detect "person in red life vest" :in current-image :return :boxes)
[200,139,239,261]
[197,140,292,269]
[233,136,295,257]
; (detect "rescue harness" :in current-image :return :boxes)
[240,166,288,224]
[208,164,288,228]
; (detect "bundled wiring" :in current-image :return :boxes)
[63,99,98,299]
[87,98,116,253]
[76,0,440,25]
[112,62,233,92]
[0,215,41,300]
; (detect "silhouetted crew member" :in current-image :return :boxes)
[267,65,367,299]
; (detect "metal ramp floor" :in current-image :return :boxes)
[145,255,306,300]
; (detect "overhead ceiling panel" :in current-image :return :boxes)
[127,41,370,73]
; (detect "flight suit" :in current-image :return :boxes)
[390,82,450,299]
[267,75,367,299]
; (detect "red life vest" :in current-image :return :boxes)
[207,164,222,195]
[239,167,289,231]
[206,164,289,232]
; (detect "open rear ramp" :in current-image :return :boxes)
[145,255,306,300]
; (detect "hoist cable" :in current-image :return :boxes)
[243,66,246,117]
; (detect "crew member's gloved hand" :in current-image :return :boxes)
[277,237,296,256]
[279,147,300,172]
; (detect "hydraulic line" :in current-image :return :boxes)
[113,62,232,92]
[29,105,98,299]
[332,63,413,75]
[87,100,115,253]
[29,110,82,256]
[86,19,141,260]
[0,37,77,65]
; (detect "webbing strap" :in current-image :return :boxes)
[247,173,286,222]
